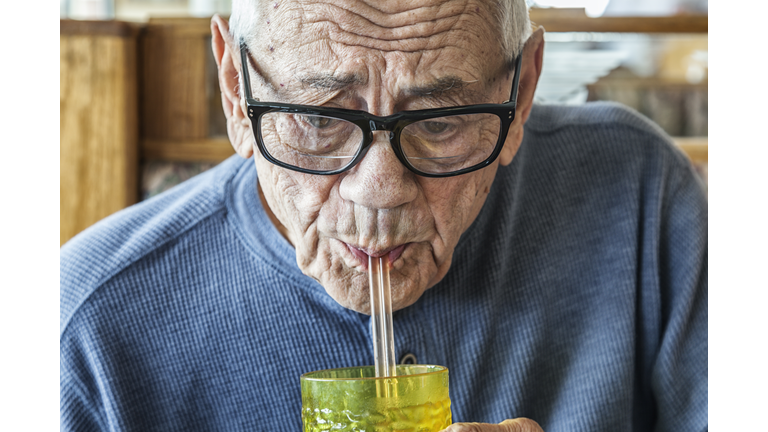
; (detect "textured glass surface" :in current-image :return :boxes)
[301,365,451,432]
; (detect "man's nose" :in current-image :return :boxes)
[338,132,418,210]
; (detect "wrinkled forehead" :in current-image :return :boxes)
[244,0,507,102]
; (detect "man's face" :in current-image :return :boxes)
[241,0,521,314]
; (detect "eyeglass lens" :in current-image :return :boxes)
[261,113,363,172]
[259,112,502,175]
[401,113,501,174]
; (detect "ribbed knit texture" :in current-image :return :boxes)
[60,102,708,431]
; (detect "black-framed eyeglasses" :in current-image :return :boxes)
[240,42,523,177]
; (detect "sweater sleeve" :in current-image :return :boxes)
[61,327,110,432]
[651,155,708,432]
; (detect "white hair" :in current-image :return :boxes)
[496,0,533,63]
[230,0,532,63]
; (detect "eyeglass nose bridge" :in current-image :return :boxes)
[364,119,398,142]
[367,119,399,134]
[353,118,404,171]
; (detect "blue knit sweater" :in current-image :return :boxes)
[60,102,708,431]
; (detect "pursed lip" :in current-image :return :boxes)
[345,243,407,269]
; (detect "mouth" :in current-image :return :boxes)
[345,243,407,269]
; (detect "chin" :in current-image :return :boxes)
[317,262,434,315]
[299,238,450,314]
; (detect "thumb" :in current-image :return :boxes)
[498,418,544,431]
[442,417,544,432]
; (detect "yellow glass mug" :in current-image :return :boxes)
[300,364,451,431]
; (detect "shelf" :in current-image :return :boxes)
[141,11,709,36]
[530,8,707,33]
[672,137,708,164]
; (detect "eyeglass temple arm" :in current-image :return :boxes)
[507,54,523,105]
[239,42,255,102]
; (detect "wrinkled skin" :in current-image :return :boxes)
[212,0,544,315]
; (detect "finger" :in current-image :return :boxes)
[441,417,543,432]
[499,418,544,432]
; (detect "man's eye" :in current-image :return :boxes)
[300,115,336,129]
[419,121,450,134]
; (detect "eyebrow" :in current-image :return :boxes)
[404,76,476,98]
[299,73,367,91]
[298,72,483,104]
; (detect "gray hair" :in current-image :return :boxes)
[230,0,531,64]
[496,0,533,62]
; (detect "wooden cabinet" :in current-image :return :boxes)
[61,20,140,245]
[139,18,233,161]
[60,18,234,245]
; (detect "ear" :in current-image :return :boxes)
[211,14,254,159]
[498,26,545,166]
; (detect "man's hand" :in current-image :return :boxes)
[441,418,544,432]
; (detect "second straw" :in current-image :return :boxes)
[369,256,396,378]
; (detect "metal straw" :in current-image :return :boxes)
[369,256,396,378]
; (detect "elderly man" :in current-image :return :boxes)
[60,0,707,431]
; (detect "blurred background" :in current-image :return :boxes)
[60,0,708,245]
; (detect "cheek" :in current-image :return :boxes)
[462,166,499,226]
[423,168,497,242]
[255,157,337,232]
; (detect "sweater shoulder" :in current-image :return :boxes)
[525,101,666,136]
[60,155,248,336]
[524,101,692,169]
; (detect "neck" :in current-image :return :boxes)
[257,181,292,245]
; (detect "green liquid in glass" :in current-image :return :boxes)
[301,365,451,432]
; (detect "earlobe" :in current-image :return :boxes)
[211,14,254,158]
[498,126,522,166]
